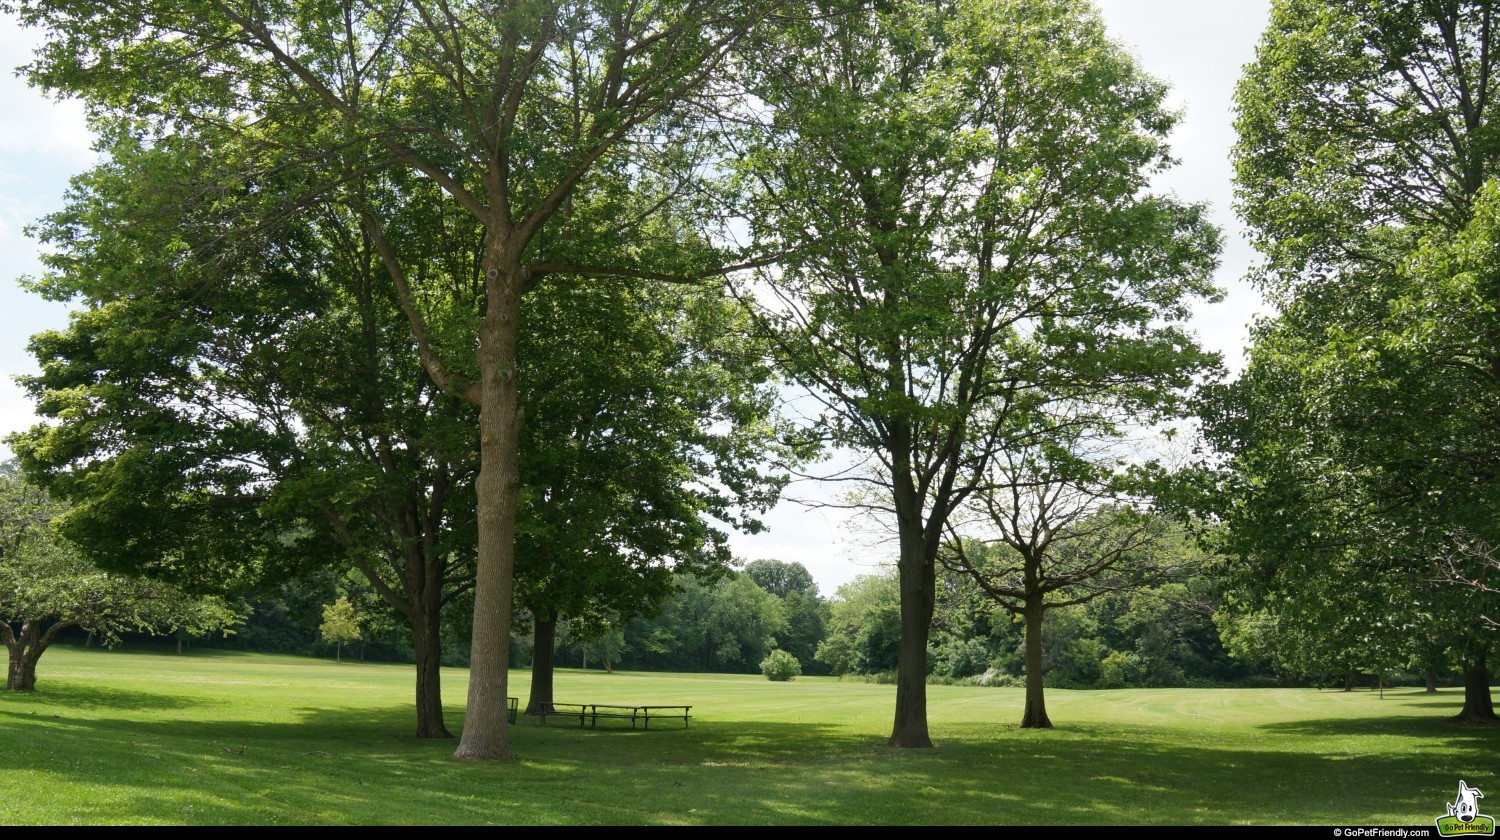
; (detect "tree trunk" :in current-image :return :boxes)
[454,269,523,762]
[526,608,559,715]
[336,641,341,663]
[1427,670,1438,693]
[176,633,184,655]
[412,600,452,739]
[7,652,37,692]
[1452,657,1497,723]
[1020,603,1052,728]
[889,513,936,748]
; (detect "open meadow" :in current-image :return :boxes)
[0,645,1495,825]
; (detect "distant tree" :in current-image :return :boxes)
[0,463,238,691]
[942,416,1201,727]
[621,573,787,673]
[743,560,826,671]
[320,598,362,664]
[815,574,902,677]
[744,560,818,599]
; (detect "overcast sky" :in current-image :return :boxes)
[0,1,1273,597]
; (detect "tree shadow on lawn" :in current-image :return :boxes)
[0,681,208,712]
[3,702,1493,824]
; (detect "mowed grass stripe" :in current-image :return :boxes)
[0,644,1494,825]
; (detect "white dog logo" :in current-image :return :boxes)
[1450,781,1485,824]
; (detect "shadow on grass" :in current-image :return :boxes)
[0,681,208,712]
[3,698,1497,825]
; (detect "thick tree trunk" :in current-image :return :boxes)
[1021,603,1052,728]
[1452,658,1497,723]
[526,608,559,715]
[889,521,935,748]
[1427,670,1438,693]
[7,653,37,692]
[412,601,452,739]
[5,622,41,692]
[454,271,523,761]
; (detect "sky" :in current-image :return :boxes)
[0,1,1272,598]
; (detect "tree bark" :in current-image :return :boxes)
[454,265,523,761]
[1020,602,1052,728]
[1427,670,1438,693]
[412,596,452,739]
[7,652,37,692]
[889,508,935,748]
[526,608,559,715]
[4,620,74,692]
[1452,657,1497,723]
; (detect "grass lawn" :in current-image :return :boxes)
[0,644,1495,825]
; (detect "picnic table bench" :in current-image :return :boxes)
[532,702,691,730]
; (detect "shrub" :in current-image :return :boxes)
[760,649,802,681]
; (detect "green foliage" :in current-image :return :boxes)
[319,598,361,648]
[743,560,818,600]
[0,463,240,688]
[616,573,788,673]
[759,648,802,681]
[815,574,902,676]
[1206,0,1500,689]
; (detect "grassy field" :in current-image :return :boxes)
[0,645,1495,825]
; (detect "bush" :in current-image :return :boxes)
[1098,650,1145,689]
[760,649,802,681]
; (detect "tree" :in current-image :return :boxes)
[618,572,786,672]
[12,0,787,760]
[13,116,780,739]
[732,0,1220,746]
[514,279,783,715]
[743,559,818,599]
[815,573,901,677]
[1215,0,1500,722]
[11,131,482,738]
[0,463,238,691]
[942,420,1200,726]
[321,597,362,663]
[744,559,826,670]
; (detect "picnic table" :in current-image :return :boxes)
[533,702,691,730]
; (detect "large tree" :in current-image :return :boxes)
[12,130,483,738]
[732,0,1220,746]
[11,0,785,759]
[1213,0,1500,721]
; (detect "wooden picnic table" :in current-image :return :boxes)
[533,702,691,730]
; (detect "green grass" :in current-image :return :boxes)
[1,645,1496,825]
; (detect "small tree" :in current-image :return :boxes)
[320,597,361,664]
[760,649,802,681]
[0,463,238,691]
